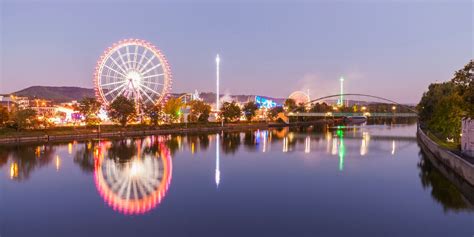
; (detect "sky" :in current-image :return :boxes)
[0,0,472,103]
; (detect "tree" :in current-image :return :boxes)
[11,108,37,131]
[451,60,473,117]
[417,60,473,142]
[220,101,241,122]
[107,96,136,127]
[242,101,259,122]
[78,97,102,126]
[0,106,9,127]
[163,98,184,123]
[310,102,331,113]
[267,106,284,120]
[144,103,165,126]
[284,99,297,111]
[188,100,211,123]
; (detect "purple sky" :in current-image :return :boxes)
[1,0,472,103]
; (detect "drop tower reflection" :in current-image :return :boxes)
[94,136,172,215]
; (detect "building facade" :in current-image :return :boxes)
[461,118,474,157]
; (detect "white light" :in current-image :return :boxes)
[215,133,220,187]
[216,54,220,112]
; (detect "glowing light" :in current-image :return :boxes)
[129,160,143,177]
[216,54,220,112]
[10,162,18,179]
[331,138,338,155]
[337,128,345,171]
[283,137,289,152]
[215,133,220,187]
[255,96,278,109]
[191,142,195,154]
[35,146,41,158]
[56,155,61,171]
[360,132,370,156]
[391,140,396,155]
[262,130,267,153]
[338,76,344,106]
[305,136,311,154]
[68,143,73,154]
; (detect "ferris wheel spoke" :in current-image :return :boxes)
[137,86,155,104]
[104,83,126,97]
[109,56,128,75]
[101,80,126,87]
[141,63,162,76]
[140,84,162,97]
[133,45,139,69]
[142,73,164,80]
[142,81,164,86]
[104,64,127,78]
[138,55,156,74]
[126,45,134,70]
[116,48,130,71]
[132,179,139,199]
[137,49,148,70]
[136,180,148,197]
[103,74,126,82]
[125,177,132,201]
[117,176,131,198]
[140,179,155,195]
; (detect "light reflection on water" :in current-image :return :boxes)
[1,122,473,236]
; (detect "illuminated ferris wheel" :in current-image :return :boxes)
[94,140,172,215]
[94,39,172,107]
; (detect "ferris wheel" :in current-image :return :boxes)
[94,139,172,215]
[94,39,172,107]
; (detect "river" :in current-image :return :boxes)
[1,121,473,236]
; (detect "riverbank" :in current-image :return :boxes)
[0,120,333,145]
[417,125,474,186]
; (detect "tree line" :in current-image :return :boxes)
[418,60,473,142]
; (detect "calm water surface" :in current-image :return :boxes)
[1,122,473,236]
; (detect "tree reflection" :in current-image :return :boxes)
[243,131,257,152]
[221,132,241,154]
[198,134,210,151]
[73,142,96,173]
[107,139,137,162]
[418,149,474,212]
[4,144,55,181]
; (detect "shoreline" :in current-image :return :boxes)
[0,120,332,145]
[417,125,474,186]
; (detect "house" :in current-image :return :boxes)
[461,118,474,157]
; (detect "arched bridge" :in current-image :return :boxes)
[283,93,418,122]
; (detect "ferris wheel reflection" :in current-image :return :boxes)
[93,137,172,215]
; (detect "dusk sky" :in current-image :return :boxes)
[1,0,472,103]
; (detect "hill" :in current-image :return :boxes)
[13,86,95,103]
[11,86,287,104]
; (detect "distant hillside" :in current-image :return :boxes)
[13,86,95,103]
[11,86,287,104]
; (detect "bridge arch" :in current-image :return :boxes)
[290,93,418,114]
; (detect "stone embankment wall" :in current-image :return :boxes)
[417,126,474,186]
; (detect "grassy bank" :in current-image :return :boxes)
[0,122,272,138]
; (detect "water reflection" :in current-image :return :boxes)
[94,137,172,215]
[1,118,472,216]
[215,133,220,187]
[2,144,55,181]
[418,146,474,212]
